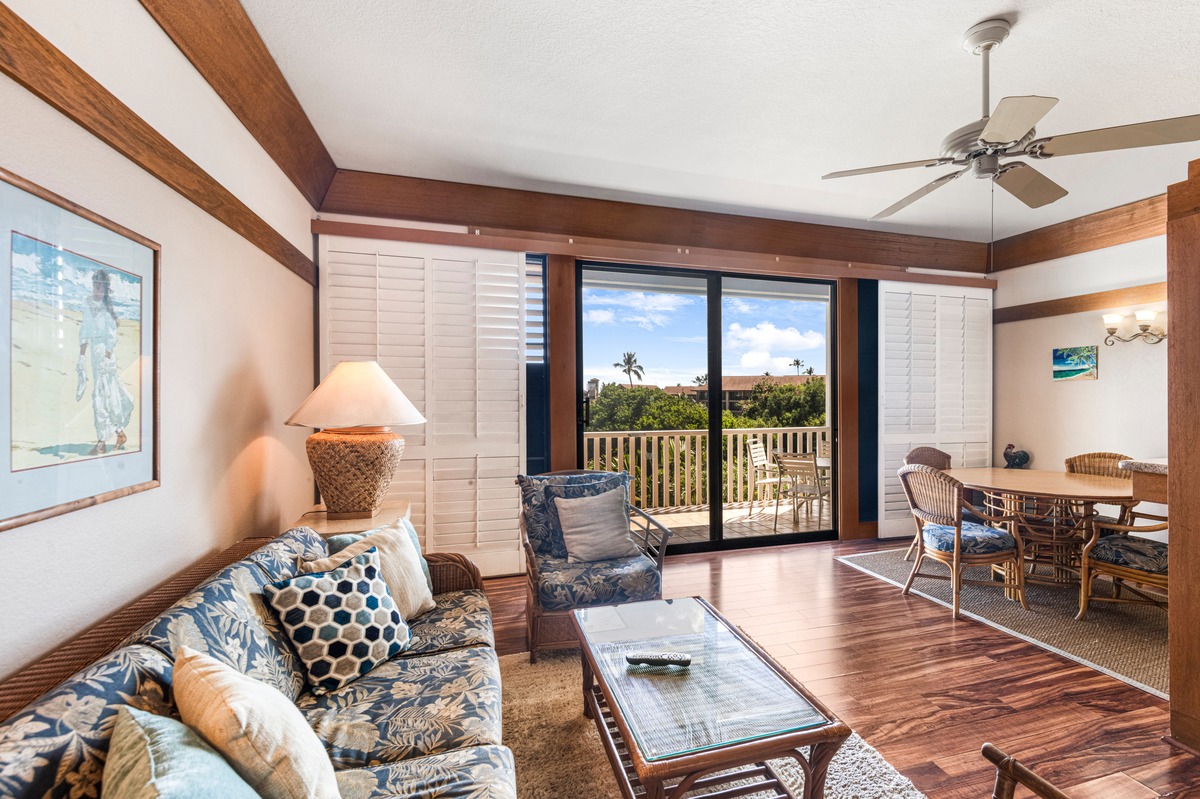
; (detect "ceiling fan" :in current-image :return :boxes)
[823,19,1200,221]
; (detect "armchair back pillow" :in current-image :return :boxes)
[554,486,642,562]
[540,473,631,558]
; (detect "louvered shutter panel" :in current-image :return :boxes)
[319,236,526,575]
[878,281,992,537]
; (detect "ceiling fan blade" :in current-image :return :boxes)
[822,158,951,180]
[1029,113,1200,157]
[869,169,966,221]
[980,95,1059,145]
[994,163,1068,208]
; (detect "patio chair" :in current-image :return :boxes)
[773,452,828,531]
[982,744,1073,799]
[1076,509,1168,620]
[517,470,671,662]
[898,464,1028,619]
[747,440,782,517]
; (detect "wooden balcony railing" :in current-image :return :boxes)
[582,427,829,513]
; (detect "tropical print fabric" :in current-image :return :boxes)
[921,522,1017,555]
[1090,535,1169,573]
[335,745,516,799]
[124,561,307,701]
[534,553,660,611]
[296,646,503,769]
[516,472,629,557]
[404,590,494,657]
[244,526,329,581]
[0,645,175,799]
[542,475,630,559]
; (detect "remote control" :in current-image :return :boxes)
[625,652,692,668]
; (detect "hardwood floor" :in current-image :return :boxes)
[483,539,1200,798]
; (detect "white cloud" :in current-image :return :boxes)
[587,291,694,330]
[584,309,614,324]
[738,351,806,374]
[725,321,824,353]
[583,365,706,390]
[726,298,756,314]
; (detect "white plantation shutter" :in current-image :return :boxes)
[319,236,526,575]
[878,281,992,537]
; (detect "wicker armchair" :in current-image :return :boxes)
[1065,451,1137,530]
[899,464,1028,619]
[900,446,987,560]
[982,744,1073,799]
[1077,510,1169,620]
[518,471,671,662]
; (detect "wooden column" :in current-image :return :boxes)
[546,255,578,471]
[1168,158,1200,749]
[836,278,871,540]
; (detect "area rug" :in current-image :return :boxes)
[836,548,1168,697]
[500,651,926,799]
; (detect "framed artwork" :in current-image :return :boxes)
[1052,345,1098,381]
[1,168,159,532]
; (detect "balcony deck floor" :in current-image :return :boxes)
[655,500,834,544]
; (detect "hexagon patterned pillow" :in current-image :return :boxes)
[264,547,409,694]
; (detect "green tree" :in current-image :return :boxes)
[742,377,827,427]
[587,384,659,431]
[693,373,708,386]
[790,358,804,375]
[614,351,645,389]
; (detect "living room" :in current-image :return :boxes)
[1,1,1198,797]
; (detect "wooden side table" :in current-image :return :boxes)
[291,500,411,538]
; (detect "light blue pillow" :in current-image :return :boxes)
[327,517,433,593]
[102,707,258,799]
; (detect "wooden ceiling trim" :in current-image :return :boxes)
[0,6,314,284]
[992,282,1167,324]
[988,195,1166,272]
[312,218,997,289]
[138,0,336,209]
[319,169,990,273]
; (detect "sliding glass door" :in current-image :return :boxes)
[578,263,835,551]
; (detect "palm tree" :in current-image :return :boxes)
[804,366,815,376]
[790,358,804,375]
[693,373,708,386]
[614,352,645,388]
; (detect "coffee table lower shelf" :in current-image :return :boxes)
[585,682,827,799]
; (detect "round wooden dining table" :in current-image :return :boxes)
[943,467,1134,586]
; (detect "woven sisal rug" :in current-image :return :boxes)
[836,547,1168,697]
[500,651,926,799]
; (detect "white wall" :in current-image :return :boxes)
[0,2,315,680]
[993,237,1168,472]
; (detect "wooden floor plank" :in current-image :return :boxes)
[483,539,1200,797]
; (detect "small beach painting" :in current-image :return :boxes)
[1052,346,1098,381]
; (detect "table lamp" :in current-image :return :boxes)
[286,360,426,519]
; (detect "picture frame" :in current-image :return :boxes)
[1051,345,1098,381]
[1,167,159,532]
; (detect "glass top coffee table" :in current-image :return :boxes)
[572,597,852,799]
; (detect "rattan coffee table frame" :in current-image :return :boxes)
[571,597,852,799]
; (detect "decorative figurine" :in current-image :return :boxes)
[1003,444,1031,469]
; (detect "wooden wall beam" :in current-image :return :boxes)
[835,278,871,540]
[1167,159,1200,750]
[320,169,990,274]
[311,219,997,290]
[989,195,1166,272]
[992,282,1167,324]
[546,254,578,471]
[0,5,314,284]
[138,0,337,209]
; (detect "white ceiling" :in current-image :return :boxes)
[240,0,1200,242]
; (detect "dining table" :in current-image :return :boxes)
[943,467,1135,587]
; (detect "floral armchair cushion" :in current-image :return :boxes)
[296,646,503,770]
[534,553,660,612]
[123,561,307,701]
[0,644,175,799]
[1090,535,1169,574]
[921,522,1017,555]
[517,472,630,558]
[334,744,516,799]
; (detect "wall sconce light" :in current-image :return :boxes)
[1103,310,1167,346]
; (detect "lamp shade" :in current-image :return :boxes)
[1102,313,1125,327]
[286,361,426,429]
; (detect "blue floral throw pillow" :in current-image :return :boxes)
[264,547,409,695]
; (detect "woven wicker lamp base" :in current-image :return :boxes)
[306,427,405,520]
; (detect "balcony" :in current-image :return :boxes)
[583,426,832,543]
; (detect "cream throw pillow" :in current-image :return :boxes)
[555,487,642,563]
[302,520,436,620]
[172,647,339,799]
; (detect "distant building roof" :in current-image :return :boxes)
[662,374,822,395]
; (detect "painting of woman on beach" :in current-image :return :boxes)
[10,232,142,471]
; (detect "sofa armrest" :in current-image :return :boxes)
[427,552,484,593]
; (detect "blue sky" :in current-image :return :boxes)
[581,287,828,389]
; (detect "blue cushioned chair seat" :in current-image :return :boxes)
[404,590,494,657]
[335,745,516,799]
[1090,535,1169,574]
[0,645,175,799]
[922,522,1017,555]
[535,553,660,611]
[297,646,503,769]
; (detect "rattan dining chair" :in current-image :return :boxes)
[899,464,1029,619]
[1065,451,1136,530]
[1077,510,1169,620]
[747,440,782,516]
[900,447,988,560]
[773,452,828,531]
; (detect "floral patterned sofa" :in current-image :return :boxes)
[0,527,515,799]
